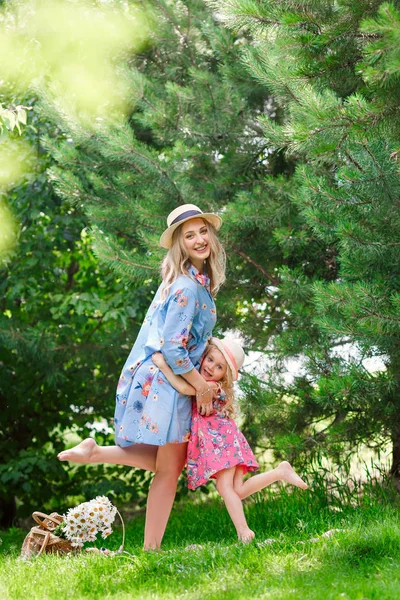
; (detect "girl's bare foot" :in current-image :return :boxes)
[238,528,255,544]
[278,461,308,489]
[57,438,97,463]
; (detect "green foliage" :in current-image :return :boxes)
[0,94,156,520]
[0,104,30,135]
[40,0,400,478]
[3,0,400,525]
[210,0,400,476]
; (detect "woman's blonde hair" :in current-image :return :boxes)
[160,219,226,301]
[203,343,236,418]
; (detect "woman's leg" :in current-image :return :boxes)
[233,461,308,500]
[215,467,254,543]
[143,442,187,550]
[57,438,157,471]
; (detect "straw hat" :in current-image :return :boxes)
[160,204,222,249]
[210,337,245,382]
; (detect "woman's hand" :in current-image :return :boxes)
[196,385,214,416]
[211,382,221,398]
[180,369,217,415]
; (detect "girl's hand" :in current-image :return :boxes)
[152,352,165,368]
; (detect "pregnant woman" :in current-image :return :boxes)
[58,204,225,549]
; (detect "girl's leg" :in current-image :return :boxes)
[144,442,187,550]
[233,461,308,500]
[57,438,157,471]
[215,467,254,543]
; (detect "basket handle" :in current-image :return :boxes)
[30,528,51,556]
[32,512,63,531]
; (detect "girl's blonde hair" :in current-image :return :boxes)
[160,219,226,301]
[203,343,236,418]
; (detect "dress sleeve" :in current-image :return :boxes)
[161,287,197,375]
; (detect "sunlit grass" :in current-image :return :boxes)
[1,482,400,599]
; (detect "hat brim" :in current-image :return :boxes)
[159,213,222,249]
[210,337,239,382]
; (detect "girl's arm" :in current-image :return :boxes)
[152,352,196,396]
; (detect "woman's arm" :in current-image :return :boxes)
[152,353,196,396]
[179,368,215,416]
[161,286,214,415]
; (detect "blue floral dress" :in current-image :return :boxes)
[114,265,216,447]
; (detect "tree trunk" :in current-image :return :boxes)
[0,494,17,529]
[390,356,400,492]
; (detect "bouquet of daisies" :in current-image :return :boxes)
[54,496,118,549]
[20,496,125,559]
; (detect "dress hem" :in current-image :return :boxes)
[116,437,188,448]
[188,461,259,490]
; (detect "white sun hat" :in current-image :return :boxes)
[159,203,222,249]
[210,337,245,382]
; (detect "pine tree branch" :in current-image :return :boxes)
[231,13,279,26]
[186,4,192,38]
[362,141,396,205]
[310,412,338,426]
[329,338,354,348]
[153,0,197,67]
[305,59,360,82]
[302,208,335,230]
[344,234,400,247]
[344,150,365,172]
[359,307,400,323]
[206,82,220,136]
[82,315,106,343]
[231,246,280,285]
[107,254,157,271]
[126,148,185,201]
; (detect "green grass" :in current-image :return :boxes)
[1,484,400,599]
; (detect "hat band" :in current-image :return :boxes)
[170,209,202,226]
[221,342,239,379]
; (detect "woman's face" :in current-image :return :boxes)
[200,348,227,382]
[181,218,210,271]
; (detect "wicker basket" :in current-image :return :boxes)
[21,511,74,559]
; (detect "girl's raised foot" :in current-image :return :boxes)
[238,528,255,544]
[57,437,97,463]
[278,461,308,489]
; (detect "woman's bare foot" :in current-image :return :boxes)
[238,528,255,544]
[277,461,308,489]
[57,438,97,464]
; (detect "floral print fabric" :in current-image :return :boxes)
[115,265,216,447]
[187,395,259,490]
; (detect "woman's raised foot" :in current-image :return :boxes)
[278,461,308,489]
[57,437,97,464]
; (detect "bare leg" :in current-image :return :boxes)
[215,467,255,543]
[57,438,157,472]
[144,442,187,550]
[234,461,308,500]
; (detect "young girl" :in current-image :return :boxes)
[152,337,308,543]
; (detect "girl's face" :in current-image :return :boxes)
[181,218,210,271]
[200,348,227,382]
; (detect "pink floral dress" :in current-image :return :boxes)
[187,391,259,490]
